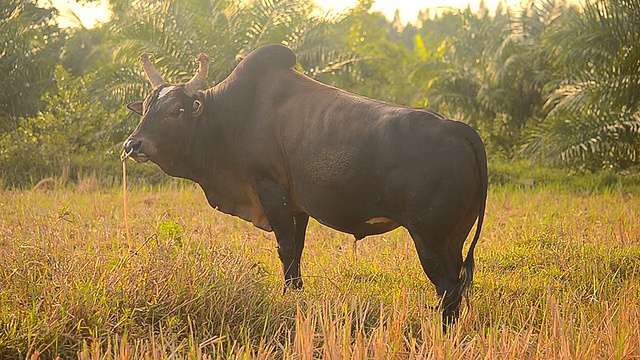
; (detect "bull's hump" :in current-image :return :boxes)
[236,45,296,76]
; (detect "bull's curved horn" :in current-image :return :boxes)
[184,53,210,96]
[140,53,166,88]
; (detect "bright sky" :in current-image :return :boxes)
[46,0,111,28]
[318,0,524,23]
[49,0,525,28]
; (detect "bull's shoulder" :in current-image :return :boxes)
[233,44,296,77]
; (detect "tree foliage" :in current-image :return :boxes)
[524,0,640,170]
[0,66,129,184]
[421,1,565,157]
[0,0,638,187]
[0,0,63,130]
[97,0,356,106]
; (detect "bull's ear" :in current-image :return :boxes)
[192,98,204,117]
[127,102,144,116]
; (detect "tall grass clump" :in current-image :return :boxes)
[0,182,638,358]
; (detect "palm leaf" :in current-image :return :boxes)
[531,0,640,170]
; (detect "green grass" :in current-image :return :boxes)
[1,183,639,358]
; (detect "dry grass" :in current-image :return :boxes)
[0,184,638,359]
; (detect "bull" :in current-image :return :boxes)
[123,45,487,328]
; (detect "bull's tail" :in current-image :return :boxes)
[458,130,488,300]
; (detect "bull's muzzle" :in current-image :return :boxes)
[123,138,150,163]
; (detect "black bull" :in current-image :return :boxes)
[124,45,488,327]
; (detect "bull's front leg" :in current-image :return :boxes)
[255,178,306,291]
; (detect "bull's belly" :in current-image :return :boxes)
[311,213,401,240]
[292,179,404,238]
[353,217,401,239]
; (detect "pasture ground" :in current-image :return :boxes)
[1,182,639,359]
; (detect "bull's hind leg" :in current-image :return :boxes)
[407,226,464,331]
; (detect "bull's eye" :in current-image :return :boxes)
[171,108,185,117]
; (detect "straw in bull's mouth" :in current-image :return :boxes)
[121,148,133,162]
[121,149,133,252]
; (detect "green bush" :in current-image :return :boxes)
[0,66,133,188]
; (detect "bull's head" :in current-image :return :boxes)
[123,53,210,167]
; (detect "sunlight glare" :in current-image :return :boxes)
[316,0,525,23]
[47,0,528,28]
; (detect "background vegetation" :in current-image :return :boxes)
[0,0,639,187]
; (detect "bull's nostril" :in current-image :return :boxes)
[124,139,142,154]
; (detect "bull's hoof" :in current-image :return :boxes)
[282,277,303,294]
[441,306,460,334]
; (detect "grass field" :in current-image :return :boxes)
[1,181,639,359]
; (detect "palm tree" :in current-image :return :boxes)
[524,0,640,170]
[94,0,357,110]
[0,0,62,131]
[424,1,566,158]
[481,0,567,155]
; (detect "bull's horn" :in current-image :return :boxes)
[140,53,166,88]
[184,53,210,96]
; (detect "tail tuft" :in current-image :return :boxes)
[459,255,475,301]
